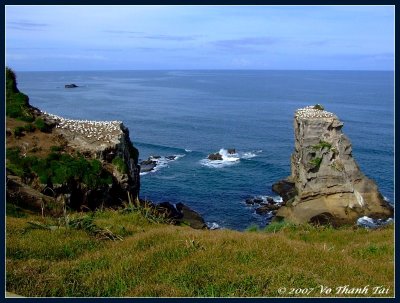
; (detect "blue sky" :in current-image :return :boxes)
[5,5,394,71]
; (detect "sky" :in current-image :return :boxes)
[5,5,395,71]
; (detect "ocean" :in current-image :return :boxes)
[16,70,394,230]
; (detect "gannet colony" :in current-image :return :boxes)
[43,112,123,144]
[295,106,337,119]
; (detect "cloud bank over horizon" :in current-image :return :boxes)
[5,5,394,71]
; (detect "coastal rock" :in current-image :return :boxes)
[274,106,393,226]
[156,202,207,229]
[65,84,78,88]
[140,158,157,172]
[227,148,236,154]
[208,153,223,160]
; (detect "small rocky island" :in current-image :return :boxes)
[273,105,393,226]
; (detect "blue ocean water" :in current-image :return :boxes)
[16,70,394,230]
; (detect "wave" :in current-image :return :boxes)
[200,148,262,168]
[357,216,393,229]
[140,154,185,176]
[207,222,221,230]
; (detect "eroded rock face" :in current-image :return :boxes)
[38,113,141,210]
[274,106,393,226]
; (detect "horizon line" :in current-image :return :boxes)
[11,68,395,73]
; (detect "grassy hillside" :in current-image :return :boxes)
[6,206,394,297]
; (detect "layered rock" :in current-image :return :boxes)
[273,106,393,226]
[44,113,141,205]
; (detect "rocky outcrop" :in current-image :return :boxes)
[208,153,223,160]
[65,84,78,88]
[273,105,393,226]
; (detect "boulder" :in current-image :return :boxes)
[208,153,223,160]
[227,148,236,154]
[274,106,393,226]
[175,202,207,229]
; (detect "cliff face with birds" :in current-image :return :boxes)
[273,105,393,226]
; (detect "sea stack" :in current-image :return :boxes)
[273,105,393,226]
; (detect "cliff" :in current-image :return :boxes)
[273,105,393,226]
[6,67,140,214]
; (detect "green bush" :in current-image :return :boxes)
[313,104,324,110]
[309,156,323,169]
[34,118,49,132]
[312,140,332,151]
[13,126,25,137]
[50,145,63,152]
[6,67,34,122]
[6,148,112,188]
[112,157,128,174]
[23,124,36,132]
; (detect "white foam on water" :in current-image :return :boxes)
[207,222,221,230]
[185,149,192,152]
[241,150,263,159]
[140,154,185,175]
[200,148,241,168]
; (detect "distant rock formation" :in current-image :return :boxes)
[65,84,78,88]
[273,105,393,226]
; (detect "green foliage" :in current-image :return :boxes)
[312,140,332,151]
[6,148,112,188]
[13,126,25,137]
[309,156,323,168]
[34,118,49,132]
[313,104,324,110]
[23,123,35,132]
[264,221,292,233]
[6,67,34,122]
[112,156,128,174]
[50,145,63,152]
[245,224,259,232]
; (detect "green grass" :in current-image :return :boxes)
[312,140,332,151]
[112,156,128,174]
[309,156,323,169]
[6,209,394,297]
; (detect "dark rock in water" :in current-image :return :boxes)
[139,158,157,172]
[272,180,297,202]
[175,202,207,229]
[65,84,78,88]
[208,153,223,161]
[267,197,274,204]
[256,204,281,215]
[253,197,264,204]
[166,155,177,160]
[151,155,161,159]
[245,198,255,205]
[227,148,236,154]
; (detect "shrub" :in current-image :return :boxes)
[309,156,323,169]
[112,156,128,174]
[6,67,34,122]
[312,140,332,151]
[50,145,63,152]
[6,149,112,188]
[34,118,48,132]
[13,126,25,137]
[23,124,36,132]
[313,104,324,110]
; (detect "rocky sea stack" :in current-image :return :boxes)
[273,105,393,226]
